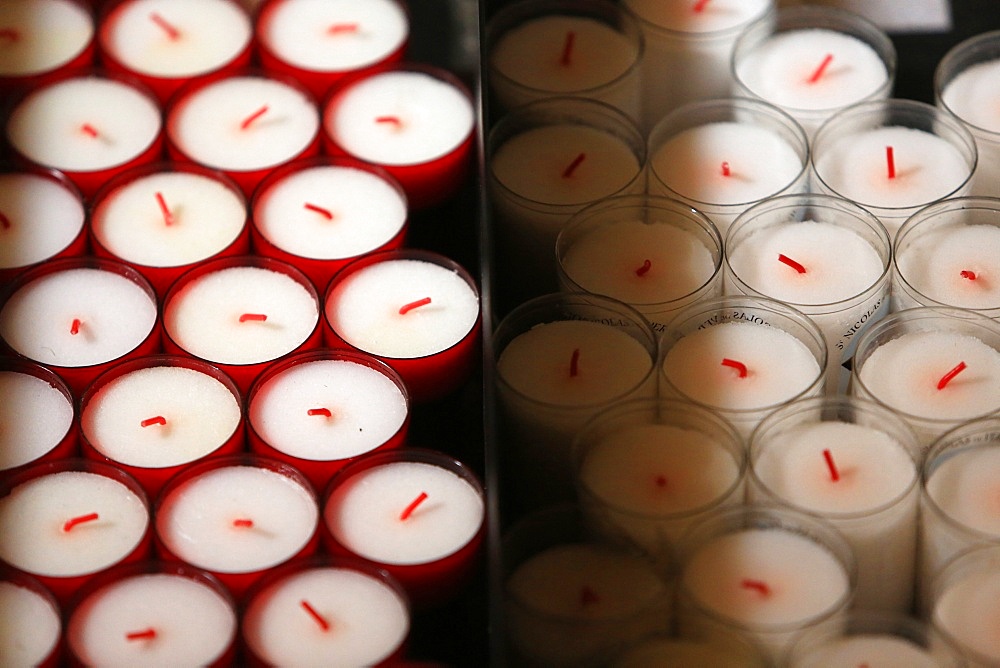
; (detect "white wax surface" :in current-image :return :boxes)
[926,446,1000,538]
[0,371,73,471]
[253,164,406,260]
[0,172,84,270]
[0,267,157,367]
[6,77,161,172]
[68,573,237,667]
[650,122,803,207]
[0,0,93,76]
[164,266,318,365]
[661,321,821,410]
[250,359,407,460]
[325,461,483,565]
[92,171,246,267]
[0,581,61,667]
[497,320,653,407]
[325,259,478,359]
[156,465,318,573]
[82,366,241,468]
[941,59,1000,134]
[259,0,408,72]
[857,330,1000,420]
[492,125,641,206]
[243,567,409,667]
[623,0,771,33]
[168,76,319,171]
[792,635,940,668]
[896,224,1000,310]
[728,221,885,305]
[101,0,251,77]
[325,70,474,165]
[933,569,1000,662]
[0,471,149,577]
[561,218,716,306]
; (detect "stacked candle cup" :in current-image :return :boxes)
[0,0,488,664]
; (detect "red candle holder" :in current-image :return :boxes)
[0,356,78,476]
[321,448,486,608]
[323,249,481,403]
[64,560,239,668]
[153,453,320,601]
[161,255,322,395]
[247,348,410,492]
[254,0,409,101]
[250,155,409,290]
[0,257,162,398]
[89,161,251,298]
[320,62,475,209]
[0,564,64,668]
[0,458,153,606]
[79,354,246,499]
[96,0,254,105]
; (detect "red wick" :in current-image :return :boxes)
[304,202,334,220]
[300,600,331,632]
[936,361,967,390]
[778,253,807,274]
[721,161,731,177]
[375,116,402,128]
[63,512,99,532]
[741,579,771,596]
[692,0,711,12]
[822,448,841,482]
[399,297,432,315]
[140,416,167,428]
[560,31,576,66]
[307,407,332,418]
[399,491,429,521]
[126,628,157,642]
[81,124,99,138]
[570,348,581,377]
[240,105,269,130]
[0,28,20,41]
[961,270,977,281]
[562,152,587,178]
[886,146,896,180]
[232,518,254,528]
[70,318,82,336]
[655,474,668,488]
[807,54,834,84]
[149,12,181,40]
[721,358,748,378]
[635,259,652,277]
[580,585,600,606]
[239,313,268,323]
[155,191,173,226]
[0,211,10,230]
[327,23,359,35]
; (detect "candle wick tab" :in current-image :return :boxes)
[886,145,896,180]
[399,491,429,521]
[570,347,581,377]
[149,12,181,40]
[692,0,711,12]
[304,202,334,220]
[399,297,432,315]
[240,105,269,130]
[741,579,771,597]
[808,53,834,84]
[81,123,99,138]
[300,600,332,631]
[635,259,652,277]
[239,313,268,323]
[0,211,10,230]
[126,628,157,642]
[70,318,82,336]
[655,474,668,488]
[327,23,359,35]
[0,28,20,41]
[936,361,968,390]
[580,585,600,606]
[721,358,748,378]
[822,448,841,482]
[155,191,173,226]
[140,416,167,428]
[560,31,576,67]
[63,512,100,532]
[778,253,807,274]
[232,518,254,528]
[307,407,333,418]
[721,161,731,177]
[562,152,587,178]
[961,270,977,281]
[375,116,402,128]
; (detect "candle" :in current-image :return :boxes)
[255,0,409,100]
[96,0,253,103]
[321,62,475,209]
[0,569,62,668]
[66,562,238,667]
[0,358,76,474]
[247,349,409,491]
[647,97,808,235]
[486,0,643,120]
[323,249,481,403]
[89,162,250,297]
[322,448,485,607]
[241,558,410,667]
[250,156,408,290]
[732,5,895,139]
[929,544,1000,665]
[166,73,321,197]
[0,0,94,93]
[611,633,766,667]
[4,73,163,198]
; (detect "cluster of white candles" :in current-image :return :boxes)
[486,0,1000,665]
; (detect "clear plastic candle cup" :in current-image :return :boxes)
[929,544,1000,666]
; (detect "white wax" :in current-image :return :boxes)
[325,259,478,359]
[926,446,1000,543]
[258,0,407,72]
[791,635,940,668]
[253,164,406,260]
[933,568,1000,663]
[0,0,93,76]
[82,366,242,468]
[623,0,771,33]
[896,224,1000,311]
[6,77,161,172]
[941,59,1000,197]
[156,465,318,573]
[0,172,84,270]
[168,76,319,171]
[242,566,409,667]
[100,0,251,77]
[0,371,73,471]
[249,358,407,460]
[0,581,61,667]
[324,461,483,565]
[0,267,157,367]
[164,265,318,365]
[324,70,474,165]
[67,573,237,667]
[91,171,246,268]
[0,471,149,577]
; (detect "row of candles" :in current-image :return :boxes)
[0,0,489,665]
[481,0,1000,665]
